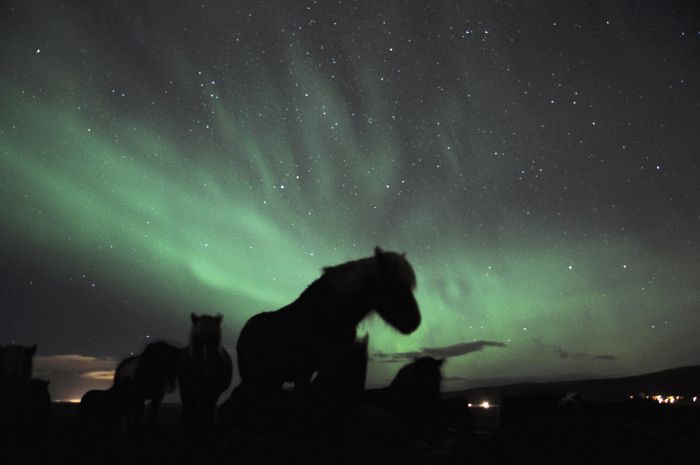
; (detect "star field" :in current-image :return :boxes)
[1,0,699,399]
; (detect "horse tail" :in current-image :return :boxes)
[236,317,255,382]
[219,348,233,394]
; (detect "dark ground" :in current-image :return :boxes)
[2,398,699,465]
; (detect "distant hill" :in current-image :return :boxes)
[447,365,700,403]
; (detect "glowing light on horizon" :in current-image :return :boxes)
[467,400,495,409]
[650,394,687,404]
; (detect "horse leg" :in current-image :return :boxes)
[200,395,217,443]
[219,383,246,431]
[292,372,313,428]
[180,388,194,440]
[149,396,162,433]
[133,397,144,437]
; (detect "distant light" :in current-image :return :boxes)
[651,394,684,405]
[693,396,697,403]
[480,401,491,409]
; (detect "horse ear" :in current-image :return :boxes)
[437,358,444,367]
[374,246,384,257]
[215,314,223,324]
[29,344,37,356]
[191,313,199,324]
[360,333,369,345]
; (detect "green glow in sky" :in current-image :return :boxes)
[2,2,699,391]
[3,84,697,385]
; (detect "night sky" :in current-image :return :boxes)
[1,0,699,401]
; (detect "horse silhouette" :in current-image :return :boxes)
[133,341,180,432]
[79,381,136,431]
[108,342,180,433]
[112,355,141,429]
[0,344,37,425]
[179,313,233,443]
[308,334,370,432]
[28,378,51,425]
[236,247,420,400]
[364,356,444,436]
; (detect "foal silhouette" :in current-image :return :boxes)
[83,342,180,433]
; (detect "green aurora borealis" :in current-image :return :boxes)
[1,1,699,397]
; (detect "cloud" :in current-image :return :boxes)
[34,354,117,377]
[82,370,116,381]
[372,351,423,363]
[423,341,507,358]
[556,348,588,360]
[372,340,506,363]
[555,348,618,362]
[33,354,118,401]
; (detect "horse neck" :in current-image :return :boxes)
[188,334,223,359]
[310,276,373,328]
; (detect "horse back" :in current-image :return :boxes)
[237,304,354,384]
[236,309,303,381]
[135,341,180,397]
[115,356,139,383]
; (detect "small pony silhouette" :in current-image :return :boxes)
[108,342,180,433]
[364,356,444,436]
[80,349,173,433]
[179,313,233,443]
[0,344,37,425]
[134,341,180,432]
[236,247,420,399]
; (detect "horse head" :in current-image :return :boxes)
[189,313,224,360]
[373,247,421,334]
[0,344,37,384]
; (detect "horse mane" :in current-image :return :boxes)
[320,256,377,297]
[319,249,416,298]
